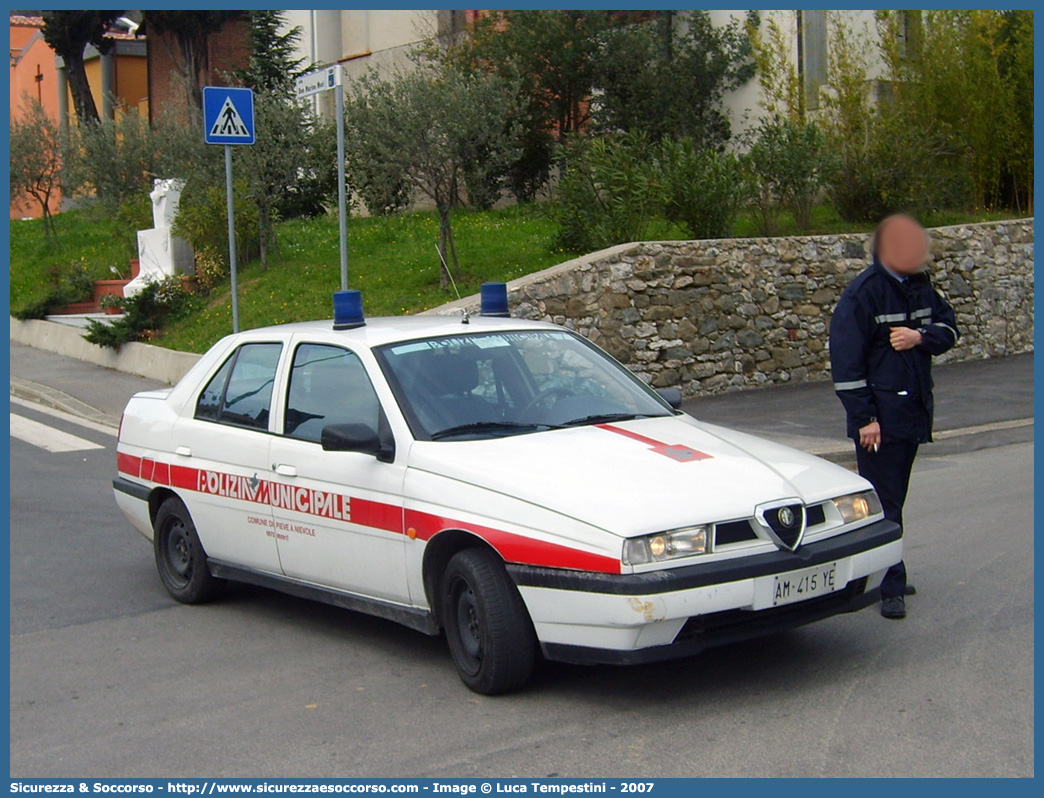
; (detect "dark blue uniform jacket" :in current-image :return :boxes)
[829,259,959,444]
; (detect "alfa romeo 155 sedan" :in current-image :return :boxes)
[113,305,901,694]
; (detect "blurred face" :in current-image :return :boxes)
[876,215,928,275]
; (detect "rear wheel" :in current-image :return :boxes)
[153,498,225,604]
[441,548,536,695]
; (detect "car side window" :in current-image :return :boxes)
[284,343,381,443]
[194,343,283,430]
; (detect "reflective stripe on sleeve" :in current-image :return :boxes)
[910,307,933,319]
[874,312,907,324]
[930,322,958,338]
[834,379,868,391]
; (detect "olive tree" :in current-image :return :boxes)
[345,64,521,288]
[10,99,63,239]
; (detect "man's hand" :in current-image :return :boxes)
[890,326,923,351]
[859,420,882,451]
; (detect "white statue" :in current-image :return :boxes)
[124,178,194,297]
[149,178,185,229]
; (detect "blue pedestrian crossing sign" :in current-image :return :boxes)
[203,86,255,145]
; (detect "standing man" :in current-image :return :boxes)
[829,214,959,619]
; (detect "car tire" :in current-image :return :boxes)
[153,498,225,604]
[441,547,536,695]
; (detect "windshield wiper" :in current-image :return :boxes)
[431,421,558,441]
[561,412,657,427]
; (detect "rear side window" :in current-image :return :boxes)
[284,344,380,442]
[195,343,283,431]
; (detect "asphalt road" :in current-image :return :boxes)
[8,388,1033,778]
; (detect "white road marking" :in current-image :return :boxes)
[9,395,117,436]
[9,413,105,453]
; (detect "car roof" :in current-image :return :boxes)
[233,314,565,349]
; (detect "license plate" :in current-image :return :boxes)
[772,561,840,607]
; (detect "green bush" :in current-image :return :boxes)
[745,117,831,234]
[12,260,95,319]
[192,246,229,295]
[657,138,744,240]
[551,133,663,252]
[83,276,194,350]
[173,181,260,265]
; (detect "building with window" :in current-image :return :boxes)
[281,9,899,134]
[9,13,148,219]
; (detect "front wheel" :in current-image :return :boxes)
[441,548,536,695]
[153,498,225,604]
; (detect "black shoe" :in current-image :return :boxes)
[904,584,917,596]
[881,596,906,619]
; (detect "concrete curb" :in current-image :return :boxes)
[9,316,200,385]
[805,417,1035,468]
[10,378,120,429]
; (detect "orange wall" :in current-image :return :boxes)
[10,21,60,122]
[10,19,62,219]
[73,49,148,116]
[10,17,149,219]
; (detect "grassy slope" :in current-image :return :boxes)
[157,204,572,353]
[9,203,1028,354]
[9,211,140,309]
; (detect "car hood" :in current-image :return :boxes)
[407,415,868,537]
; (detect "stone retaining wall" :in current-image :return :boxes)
[432,219,1034,395]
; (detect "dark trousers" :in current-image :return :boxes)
[855,440,919,599]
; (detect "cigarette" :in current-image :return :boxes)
[872,443,880,453]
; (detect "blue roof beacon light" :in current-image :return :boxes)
[480,282,510,317]
[332,289,366,330]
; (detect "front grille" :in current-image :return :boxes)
[675,577,869,642]
[806,503,826,527]
[764,503,805,549]
[714,519,757,546]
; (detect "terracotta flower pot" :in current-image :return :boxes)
[94,279,130,304]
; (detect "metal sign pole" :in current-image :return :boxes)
[225,144,240,334]
[297,66,348,291]
[203,86,253,335]
[335,77,349,291]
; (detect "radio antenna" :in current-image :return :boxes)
[435,244,469,324]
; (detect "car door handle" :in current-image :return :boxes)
[175,446,192,457]
[273,464,298,477]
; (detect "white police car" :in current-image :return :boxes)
[113,287,901,694]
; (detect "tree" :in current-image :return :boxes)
[237,93,319,268]
[345,64,521,287]
[749,14,805,123]
[10,99,63,239]
[40,11,121,124]
[592,11,758,145]
[878,10,1033,212]
[445,10,638,200]
[232,11,319,266]
[144,11,235,123]
[236,10,306,96]
[62,109,157,211]
[998,10,1033,212]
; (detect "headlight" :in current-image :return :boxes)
[622,525,709,565]
[832,490,883,524]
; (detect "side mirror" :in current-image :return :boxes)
[321,423,394,462]
[656,387,683,410]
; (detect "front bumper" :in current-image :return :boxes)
[507,518,901,665]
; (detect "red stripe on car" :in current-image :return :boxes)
[596,424,712,462]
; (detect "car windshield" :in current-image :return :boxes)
[375,330,673,441]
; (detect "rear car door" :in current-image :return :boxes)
[171,341,283,573]
[267,341,409,603]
